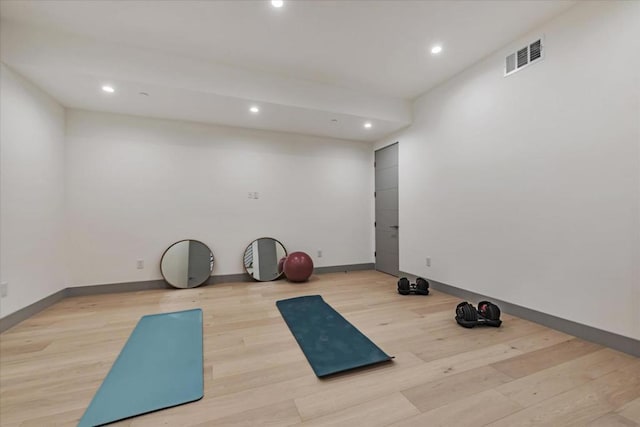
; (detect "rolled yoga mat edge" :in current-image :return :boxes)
[276,295,392,377]
[78,308,204,427]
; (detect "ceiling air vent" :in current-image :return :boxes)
[505,36,544,77]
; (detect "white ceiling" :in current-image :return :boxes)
[0,0,576,141]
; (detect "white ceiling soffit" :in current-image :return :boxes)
[0,20,409,142]
[0,0,576,141]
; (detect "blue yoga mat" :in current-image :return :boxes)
[78,309,203,427]
[276,295,392,377]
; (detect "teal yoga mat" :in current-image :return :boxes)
[276,295,392,377]
[78,309,203,427]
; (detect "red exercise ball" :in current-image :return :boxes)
[277,256,287,274]
[283,251,314,282]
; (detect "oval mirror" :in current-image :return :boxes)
[160,240,214,289]
[243,237,287,282]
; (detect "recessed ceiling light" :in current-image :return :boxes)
[431,45,443,55]
[271,0,284,8]
[364,122,372,129]
[250,106,260,113]
[101,85,115,93]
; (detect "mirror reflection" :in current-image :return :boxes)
[160,239,214,289]
[243,237,287,281]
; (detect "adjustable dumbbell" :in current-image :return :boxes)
[455,301,502,328]
[397,277,430,295]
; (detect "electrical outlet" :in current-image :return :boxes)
[136,259,144,269]
[426,257,431,267]
[317,249,323,258]
[0,282,8,298]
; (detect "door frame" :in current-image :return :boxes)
[374,141,399,276]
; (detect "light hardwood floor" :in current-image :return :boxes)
[1,270,638,426]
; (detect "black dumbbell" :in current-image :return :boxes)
[397,277,430,295]
[455,301,502,328]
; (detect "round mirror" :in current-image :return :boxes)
[160,240,214,289]
[243,237,287,282]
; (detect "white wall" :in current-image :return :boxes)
[377,1,640,340]
[0,64,67,317]
[65,110,374,287]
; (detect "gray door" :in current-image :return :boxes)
[375,142,399,276]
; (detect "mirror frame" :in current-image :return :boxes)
[160,239,214,289]
[242,237,288,282]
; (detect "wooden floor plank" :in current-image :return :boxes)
[294,343,522,420]
[389,389,522,427]
[0,270,637,427]
[496,348,637,408]
[618,397,640,423]
[487,361,640,427]
[401,365,513,413]
[300,392,420,426]
[191,399,302,427]
[489,338,602,379]
[586,413,639,426]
